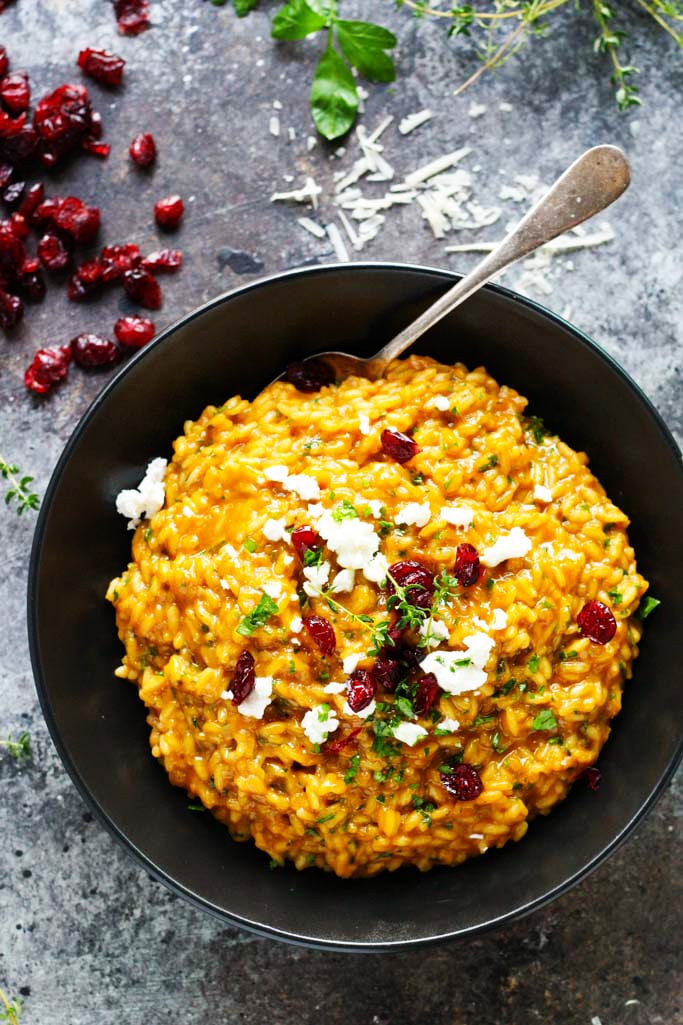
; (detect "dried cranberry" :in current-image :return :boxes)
[0,288,23,330]
[577,600,617,645]
[0,110,26,138]
[291,525,322,561]
[284,358,336,393]
[373,655,401,693]
[0,49,8,80]
[231,650,255,706]
[77,49,125,88]
[2,179,24,206]
[0,71,30,114]
[100,242,141,283]
[81,138,110,159]
[326,726,363,753]
[54,196,100,245]
[141,248,182,273]
[0,122,37,165]
[17,182,44,221]
[32,196,61,228]
[387,560,435,611]
[70,333,120,369]
[346,668,376,713]
[583,766,602,792]
[454,543,481,588]
[122,267,162,309]
[415,673,440,715]
[113,0,151,35]
[380,427,419,464]
[114,314,155,348]
[17,265,46,302]
[67,259,104,302]
[154,194,184,230]
[9,212,28,239]
[0,221,24,275]
[129,132,156,167]
[24,344,71,394]
[440,764,483,801]
[37,232,70,271]
[33,83,100,167]
[303,614,336,657]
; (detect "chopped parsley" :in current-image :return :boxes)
[344,753,361,784]
[243,536,258,553]
[331,499,358,522]
[236,593,279,636]
[497,678,516,696]
[477,453,499,472]
[638,595,660,620]
[607,589,624,606]
[491,731,506,753]
[531,709,558,731]
[473,714,496,727]
[303,547,324,567]
[528,653,540,673]
[526,415,550,444]
[144,527,153,542]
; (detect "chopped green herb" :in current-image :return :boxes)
[526,415,549,444]
[144,527,153,542]
[411,472,424,486]
[477,453,499,472]
[394,696,415,720]
[332,498,359,522]
[344,753,361,783]
[1,455,40,516]
[498,678,516,696]
[528,653,540,673]
[473,714,496,727]
[316,812,336,824]
[0,732,32,760]
[638,595,660,620]
[607,589,624,606]
[303,547,324,567]
[486,577,495,591]
[187,803,206,812]
[531,709,558,731]
[236,593,279,636]
[547,736,563,745]
[491,731,507,753]
[243,536,258,553]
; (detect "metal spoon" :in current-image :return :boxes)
[292,145,630,383]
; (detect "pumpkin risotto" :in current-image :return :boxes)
[107,355,649,877]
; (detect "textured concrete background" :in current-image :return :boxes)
[0,1,681,1022]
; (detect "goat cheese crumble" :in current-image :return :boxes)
[419,631,495,695]
[263,517,290,542]
[392,722,428,746]
[427,394,450,411]
[115,457,167,529]
[533,484,553,503]
[441,504,474,528]
[419,617,450,649]
[481,527,531,567]
[396,502,431,528]
[237,677,274,719]
[343,698,376,719]
[303,560,331,597]
[302,703,340,744]
[264,465,321,501]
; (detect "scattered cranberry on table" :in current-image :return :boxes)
[380,427,420,464]
[141,248,182,273]
[77,48,125,87]
[114,315,155,349]
[129,132,156,167]
[154,195,184,231]
[577,600,617,644]
[24,345,72,395]
[0,70,30,114]
[122,267,162,309]
[113,0,151,35]
[71,333,120,369]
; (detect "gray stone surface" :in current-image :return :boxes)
[0,1,681,1022]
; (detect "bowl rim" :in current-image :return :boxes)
[27,261,683,952]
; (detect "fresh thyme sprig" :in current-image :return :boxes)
[0,455,40,516]
[0,988,22,1025]
[0,733,32,761]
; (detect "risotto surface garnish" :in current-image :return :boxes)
[107,355,649,877]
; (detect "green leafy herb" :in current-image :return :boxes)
[187,803,206,812]
[316,811,337,823]
[497,678,516,696]
[272,0,327,39]
[473,714,496,727]
[394,696,415,720]
[236,594,279,636]
[344,753,361,783]
[532,709,558,731]
[336,19,397,81]
[528,653,540,673]
[303,546,324,567]
[310,41,359,140]
[0,732,32,760]
[243,536,258,553]
[607,588,624,606]
[547,736,563,745]
[477,453,499,472]
[526,415,550,444]
[638,595,661,620]
[1,455,40,516]
[491,731,507,753]
[0,990,22,1025]
[331,497,359,521]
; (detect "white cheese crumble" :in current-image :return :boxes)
[533,484,553,503]
[290,616,303,634]
[398,109,432,135]
[490,608,508,631]
[264,465,321,501]
[330,568,355,593]
[437,717,460,733]
[364,499,383,518]
[262,581,282,600]
[427,394,450,411]
[115,457,167,530]
[270,176,322,209]
[302,703,340,745]
[342,653,363,674]
[262,517,290,543]
[343,698,376,720]
[441,504,474,528]
[419,617,450,649]
[237,677,274,719]
[358,412,371,435]
[298,216,326,239]
[364,552,389,584]
[323,681,346,694]
[419,631,495,696]
[303,560,331,598]
[481,527,532,567]
[392,722,428,747]
[311,505,383,583]
[396,502,431,528]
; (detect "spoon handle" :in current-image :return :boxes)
[373,145,630,370]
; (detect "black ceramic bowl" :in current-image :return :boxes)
[28,263,683,951]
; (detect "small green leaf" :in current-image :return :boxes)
[233,0,258,15]
[335,20,397,83]
[237,594,279,636]
[272,0,327,40]
[532,709,558,731]
[638,595,660,620]
[310,43,359,140]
